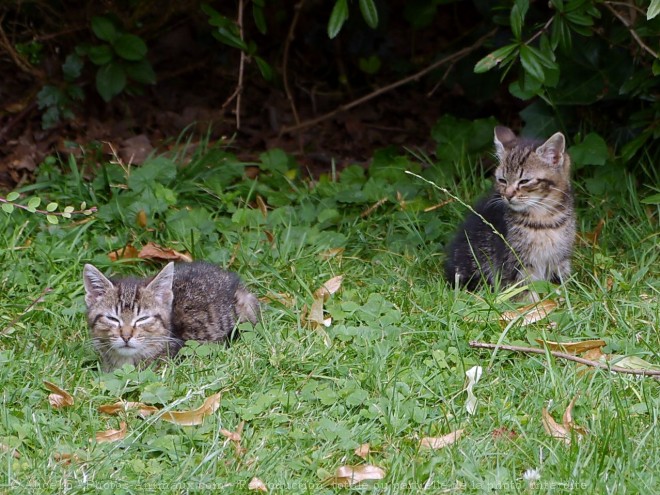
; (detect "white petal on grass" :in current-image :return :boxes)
[465,366,483,415]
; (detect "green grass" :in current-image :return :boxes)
[0,139,658,494]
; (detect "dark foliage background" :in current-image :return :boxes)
[0,0,658,194]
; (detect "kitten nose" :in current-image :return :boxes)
[503,187,516,200]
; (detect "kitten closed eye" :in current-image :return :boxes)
[444,126,576,290]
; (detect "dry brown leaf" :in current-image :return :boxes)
[325,464,386,487]
[136,210,148,228]
[581,347,607,362]
[138,242,193,263]
[304,275,343,331]
[98,401,159,418]
[220,420,244,442]
[108,244,139,262]
[95,421,127,443]
[260,292,295,308]
[53,453,83,464]
[354,443,370,459]
[535,338,606,355]
[43,381,74,409]
[256,195,268,218]
[419,429,464,450]
[314,275,344,300]
[0,443,20,458]
[159,392,222,426]
[248,477,268,492]
[500,299,558,326]
[319,248,345,260]
[542,408,569,444]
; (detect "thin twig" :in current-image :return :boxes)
[525,16,554,45]
[220,0,247,130]
[1,286,52,335]
[282,0,306,135]
[470,341,660,377]
[280,28,498,136]
[604,2,658,58]
[0,14,45,80]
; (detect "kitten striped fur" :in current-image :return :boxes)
[83,261,259,371]
[445,126,576,290]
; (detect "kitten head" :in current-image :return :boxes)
[83,263,175,370]
[493,126,571,213]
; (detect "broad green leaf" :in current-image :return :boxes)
[46,202,58,212]
[649,0,660,19]
[88,45,114,66]
[124,59,156,84]
[1,203,14,214]
[328,0,349,39]
[96,63,127,102]
[27,197,41,211]
[6,192,19,202]
[213,27,248,51]
[62,53,84,80]
[113,34,148,61]
[519,45,545,82]
[359,0,379,29]
[474,44,518,73]
[569,133,609,167]
[252,2,267,34]
[511,0,529,40]
[91,16,117,42]
[46,215,59,225]
[254,56,273,81]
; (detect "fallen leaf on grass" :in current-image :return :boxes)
[324,464,386,487]
[0,443,20,458]
[248,477,268,492]
[420,429,464,450]
[221,420,246,454]
[542,395,586,445]
[98,401,159,418]
[609,355,660,371]
[535,338,606,355]
[43,381,74,408]
[107,244,139,262]
[500,299,557,326]
[53,453,83,464]
[319,248,345,260]
[138,242,193,263]
[255,195,268,218]
[354,443,370,459]
[95,421,127,443]
[303,275,343,333]
[159,392,222,426]
[465,366,482,415]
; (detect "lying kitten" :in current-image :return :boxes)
[445,126,576,290]
[83,261,259,371]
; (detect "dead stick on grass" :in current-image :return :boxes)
[470,341,660,377]
[279,28,497,136]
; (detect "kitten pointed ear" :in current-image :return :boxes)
[146,262,174,306]
[494,126,517,161]
[83,264,114,306]
[536,132,566,167]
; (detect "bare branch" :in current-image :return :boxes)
[470,341,660,377]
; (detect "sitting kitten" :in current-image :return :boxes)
[83,261,259,371]
[445,126,576,290]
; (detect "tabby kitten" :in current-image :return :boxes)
[445,126,576,290]
[83,261,259,371]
